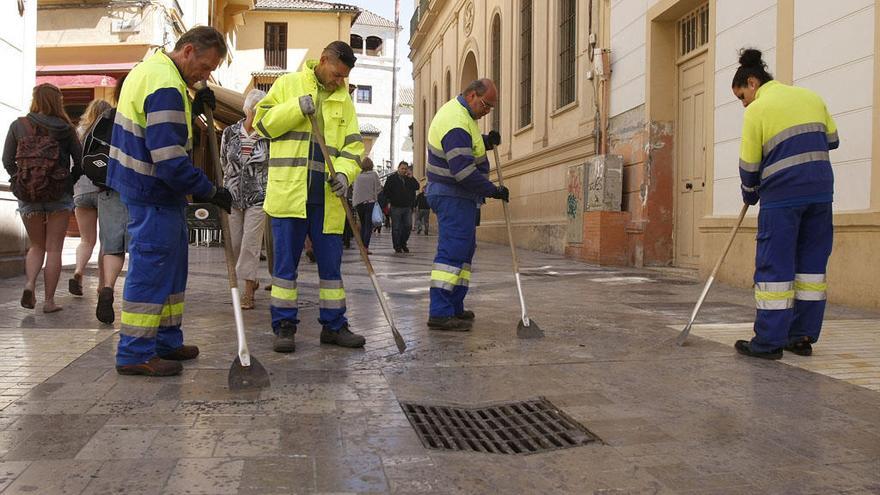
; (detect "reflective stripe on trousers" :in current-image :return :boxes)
[116,203,188,365]
[270,203,348,332]
[750,202,833,353]
[428,195,478,318]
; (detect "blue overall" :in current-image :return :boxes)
[751,202,833,352]
[270,203,347,333]
[428,195,477,318]
[116,202,188,365]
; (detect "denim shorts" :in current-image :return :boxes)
[74,191,99,209]
[97,189,130,255]
[17,193,74,218]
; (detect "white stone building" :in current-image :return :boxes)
[348,9,411,177]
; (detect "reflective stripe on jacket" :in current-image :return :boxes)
[253,60,363,234]
[739,80,838,207]
[107,50,214,205]
[426,96,496,201]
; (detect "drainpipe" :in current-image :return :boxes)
[389,0,400,167]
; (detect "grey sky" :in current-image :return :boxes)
[347,0,415,87]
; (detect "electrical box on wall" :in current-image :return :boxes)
[585,154,623,212]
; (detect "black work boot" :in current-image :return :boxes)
[784,337,813,356]
[273,321,297,353]
[320,324,366,348]
[456,310,475,321]
[428,316,472,332]
[735,340,782,360]
[96,287,115,324]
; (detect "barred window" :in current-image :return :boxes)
[557,0,576,108]
[491,14,502,132]
[264,23,287,70]
[519,0,532,128]
[678,3,709,58]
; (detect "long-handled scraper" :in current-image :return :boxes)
[203,101,271,390]
[676,204,749,346]
[303,106,406,353]
[489,147,543,339]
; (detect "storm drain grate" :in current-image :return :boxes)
[399,397,599,455]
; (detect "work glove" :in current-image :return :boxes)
[194,187,233,214]
[741,185,759,206]
[487,130,501,149]
[191,87,216,117]
[490,185,509,202]
[299,95,316,116]
[328,172,349,197]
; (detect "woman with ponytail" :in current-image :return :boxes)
[731,48,838,360]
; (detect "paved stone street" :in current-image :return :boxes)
[0,231,878,494]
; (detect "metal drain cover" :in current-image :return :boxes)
[399,397,599,455]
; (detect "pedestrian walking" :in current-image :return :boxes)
[730,49,838,360]
[253,40,366,353]
[352,157,381,251]
[425,78,507,331]
[382,161,419,253]
[84,75,131,325]
[70,99,111,297]
[415,189,430,235]
[3,83,84,313]
[221,88,269,310]
[107,26,232,376]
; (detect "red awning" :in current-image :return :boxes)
[36,62,137,74]
[36,74,118,88]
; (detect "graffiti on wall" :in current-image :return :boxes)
[567,167,582,219]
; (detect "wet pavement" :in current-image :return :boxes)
[0,230,879,494]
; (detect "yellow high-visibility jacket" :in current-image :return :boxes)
[253,60,363,234]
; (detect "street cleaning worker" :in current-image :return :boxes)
[731,48,838,360]
[108,27,233,376]
[425,78,508,332]
[253,41,366,353]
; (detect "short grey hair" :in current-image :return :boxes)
[462,78,492,97]
[243,89,266,113]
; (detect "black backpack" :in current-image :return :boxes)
[81,108,115,188]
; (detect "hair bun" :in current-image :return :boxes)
[739,48,765,69]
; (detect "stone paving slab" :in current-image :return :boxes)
[683,320,880,391]
[0,231,878,494]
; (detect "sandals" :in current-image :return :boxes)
[20,289,36,309]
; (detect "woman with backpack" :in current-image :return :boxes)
[69,99,112,297]
[2,83,83,313]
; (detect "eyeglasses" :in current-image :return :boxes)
[479,96,495,109]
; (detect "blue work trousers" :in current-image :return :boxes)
[116,203,188,365]
[428,195,477,317]
[751,202,833,352]
[270,204,347,332]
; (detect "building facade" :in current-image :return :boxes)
[410,0,601,254]
[35,0,196,116]
[0,0,37,276]
[216,0,359,93]
[409,0,880,309]
[348,9,407,177]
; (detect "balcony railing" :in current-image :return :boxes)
[264,49,286,70]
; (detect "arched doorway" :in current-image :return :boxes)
[460,51,478,95]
